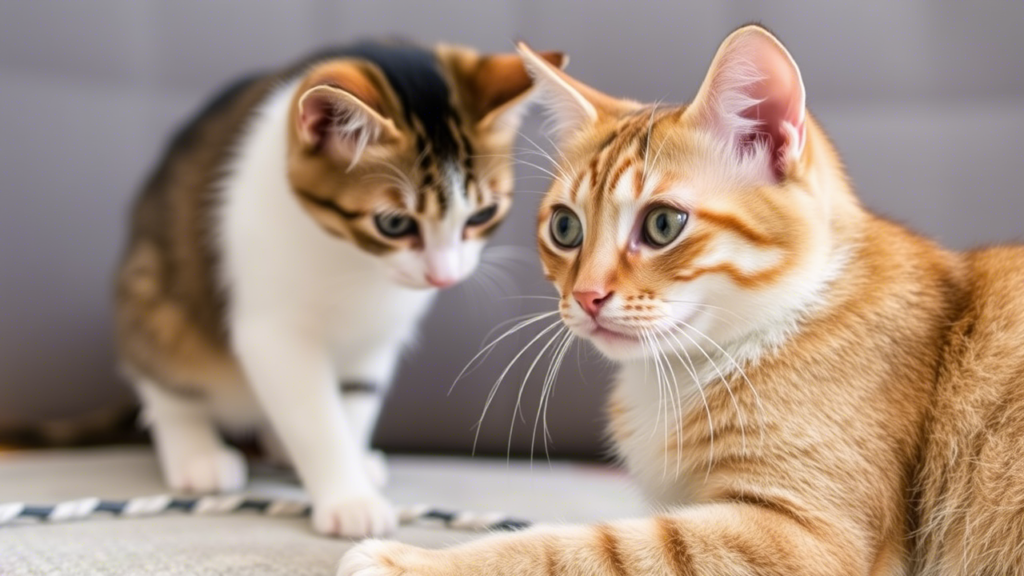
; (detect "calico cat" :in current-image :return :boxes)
[340,26,1024,574]
[115,41,564,538]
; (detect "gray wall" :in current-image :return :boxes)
[2,1,1023,457]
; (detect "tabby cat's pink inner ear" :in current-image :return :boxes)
[296,85,399,168]
[692,26,806,180]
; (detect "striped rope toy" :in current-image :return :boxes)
[0,495,531,532]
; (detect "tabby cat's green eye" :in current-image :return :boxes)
[643,207,687,247]
[374,213,418,238]
[550,208,583,249]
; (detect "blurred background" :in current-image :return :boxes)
[2,1,1023,458]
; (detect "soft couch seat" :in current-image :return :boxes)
[0,447,644,575]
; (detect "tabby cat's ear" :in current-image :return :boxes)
[690,25,806,181]
[295,64,402,168]
[516,42,632,143]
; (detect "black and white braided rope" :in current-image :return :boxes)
[0,495,531,532]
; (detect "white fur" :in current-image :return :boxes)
[124,79,485,538]
[215,80,441,536]
[137,381,248,494]
[139,77,494,536]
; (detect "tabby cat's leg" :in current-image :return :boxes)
[136,380,247,493]
[233,319,396,538]
[340,502,860,576]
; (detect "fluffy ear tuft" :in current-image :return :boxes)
[516,42,608,142]
[295,72,401,169]
[691,25,806,181]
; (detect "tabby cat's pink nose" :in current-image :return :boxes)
[574,290,613,317]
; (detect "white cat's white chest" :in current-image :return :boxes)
[216,81,435,371]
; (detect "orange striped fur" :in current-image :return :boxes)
[340,25,1024,576]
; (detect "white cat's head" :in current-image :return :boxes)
[287,43,565,289]
[521,26,840,361]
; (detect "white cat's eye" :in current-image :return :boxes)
[642,207,687,247]
[550,207,583,249]
[374,213,418,238]
[466,205,498,227]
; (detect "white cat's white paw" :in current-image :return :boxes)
[338,540,419,576]
[314,493,398,538]
[364,450,389,488]
[163,446,248,493]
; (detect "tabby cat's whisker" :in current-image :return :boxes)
[507,325,568,460]
[643,328,671,479]
[473,320,564,455]
[499,295,560,301]
[531,329,574,467]
[670,321,749,454]
[512,128,578,184]
[450,311,560,395]
[652,324,686,480]
[661,327,716,479]
[641,329,665,444]
[473,155,571,188]
[675,318,768,445]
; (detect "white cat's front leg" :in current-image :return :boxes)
[342,346,401,488]
[233,319,397,538]
[136,381,247,493]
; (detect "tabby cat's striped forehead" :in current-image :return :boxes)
[556,106,681,205]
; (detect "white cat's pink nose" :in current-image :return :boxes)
[426,273,457,288]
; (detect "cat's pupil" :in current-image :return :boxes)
[558,216,570,234]
[656,213,668,233]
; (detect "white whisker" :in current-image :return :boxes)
[671,320,751,453]
[507,325,567,460]
[675,318,768,445]
[473,319,564,454]
[531,329,574,467]
[662,327,716,480]
[651,324,685,480]
[450,311,559,395]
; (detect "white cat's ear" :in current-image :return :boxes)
[448,49,567,133]
[516,42,629,142]
[690,25,806,181]
[296,74,402,168]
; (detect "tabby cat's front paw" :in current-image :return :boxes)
[314,493,398,538]
[338,540,430,576]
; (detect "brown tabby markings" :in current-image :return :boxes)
[594,523,628,576]
[654,516,694,576]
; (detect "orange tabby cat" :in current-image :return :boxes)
[340,26,1024,575]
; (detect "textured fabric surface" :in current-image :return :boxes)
[0,447,644,575]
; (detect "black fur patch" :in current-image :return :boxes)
[340,381,381,395]
[305,42,461,162]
